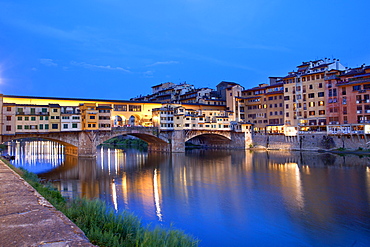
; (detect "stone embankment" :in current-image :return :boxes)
[0,160,94,247]
[252,133,370,151]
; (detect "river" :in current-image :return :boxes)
[7,140,370,246]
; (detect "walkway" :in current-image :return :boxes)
[0,160,94,247]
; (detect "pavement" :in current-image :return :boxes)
[0,160,94,247]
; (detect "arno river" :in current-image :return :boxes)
[7,140,370,247]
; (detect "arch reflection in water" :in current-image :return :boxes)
[7,140,65,174]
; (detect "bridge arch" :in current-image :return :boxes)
[185,131,232,143]
[97,128,171,153]
[185,131,232,149]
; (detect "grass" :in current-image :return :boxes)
[1,158,198,247]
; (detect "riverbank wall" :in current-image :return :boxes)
[0,159,94,247]
[252,133,370,151]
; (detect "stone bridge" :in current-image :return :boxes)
[1,127,251,157]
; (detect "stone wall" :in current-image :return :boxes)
[251,133,370,151]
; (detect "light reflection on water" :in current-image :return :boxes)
[8,141,370,247]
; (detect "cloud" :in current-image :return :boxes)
[147,61,179,67]
[143,70,155,78]
[70,61,131,73]
[40,58,58,67]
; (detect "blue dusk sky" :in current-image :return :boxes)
[0,0,370,100]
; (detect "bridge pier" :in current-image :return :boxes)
[77,132,98,157]
[170,130,185,152]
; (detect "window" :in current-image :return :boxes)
[40,116,43,120]
[286,104,289,109]
[72,116,80,120]
[318,92,324,97]
[63,124,68,129]
[39,124,43,130]
[6,116,11,121]
[129,105,141,112]
[308,93,315,98]
[89,115,96,119]
[31,117,36,121]
[353,85,361,91]
[285,88,288,92]
[25,117,29,121]
[319,83,322,88]
[52,124,58,129]
[17,116,22,121]
[24,125,30,129]
[45,116,49,120]
[17,125,22,130]
[319,110,325,115]
[72,123,78,128]
[114,104,127,111]
[53,109,58,112]
[42,108,47,113]
[6,107,11,111]
[30,108,35,114]
[309,102,315,107]
[309,111,315,116]
[6,125,11,131]
[45,124,49,130]
[318,101,325,106]
[51,116,55,119]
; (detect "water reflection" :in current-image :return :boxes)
[7,140,64,173]
[9,141,370,247]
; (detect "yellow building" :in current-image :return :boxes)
[80,103,99,130]
[49,104,61,131]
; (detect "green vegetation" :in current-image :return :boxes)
[185,142,202,149]
[102,136,148,150]
[1,158,198,247]
[0,144,7,152]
